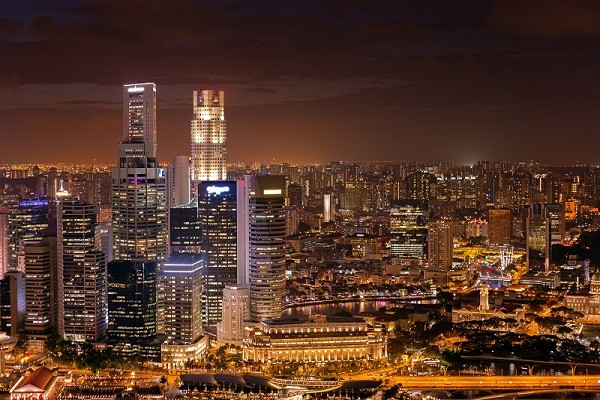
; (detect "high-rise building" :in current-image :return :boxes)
[23,238,56,352]
[8,198,49,271]
[123,82,157,158]
[169,155,191,208]
[428,220,453,271]
[170,199,201,254]
[0,272,24,336]
[389,200,428,259]
[216,285,250,346]
[57,199,106,343]
[248,176,287,322]
[0,207,9,278]
[198,181,238,326]
[112,82,167,333]
[488,208,512,245]
[107,260,157,356]
[190,90,226,186]
[163,254,203,344]
[323,193,334,223]
[526,203,564,273]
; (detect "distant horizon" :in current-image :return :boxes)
[2,2,600,165]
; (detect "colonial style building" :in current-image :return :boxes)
[243,315,387,363]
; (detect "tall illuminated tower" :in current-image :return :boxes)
[123,82,157,158]
[198,181,238,326]
[57,199,106,343]
[112,82,167,332]
[190,90,227,186]
[248,176,287,322]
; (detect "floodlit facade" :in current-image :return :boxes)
[216,285,250,345]
[191,90,227,185]
[243,315,387,363]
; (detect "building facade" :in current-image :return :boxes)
[248,176,287,322]
[190,90,227,185]
[243,315,387,363]
[198,181,238,325]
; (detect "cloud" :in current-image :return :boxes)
[246,87,278,94]
[489,0,600,38]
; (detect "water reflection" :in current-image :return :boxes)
[285,300,395,317]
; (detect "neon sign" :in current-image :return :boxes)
[206,185,230,195]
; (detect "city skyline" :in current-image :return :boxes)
[2,1,600,164]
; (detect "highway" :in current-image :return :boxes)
[386,374,600,389]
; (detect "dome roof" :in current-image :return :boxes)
[592,273,600,282]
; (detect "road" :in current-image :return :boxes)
[386,374,600,389]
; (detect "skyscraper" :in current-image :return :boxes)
[488,208,512,245]
[428,220,453,271]
[389,200,428,259]
[169,155,191,208]
[23,238,56,352]
[8,198,49,272]
[248,176,287,322]
[190,90,227,186]
[198,181,238,326]
[57,199,106,343]
[123,83,157,158]
[107,260,157,358]
[112,82,167,332]
[163,254,203,344]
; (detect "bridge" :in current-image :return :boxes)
[386,374,600,390]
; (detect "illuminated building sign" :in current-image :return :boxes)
[19,198,49,208]
[127,87,145,93]
[206,185,230,195]
[263,189,282,195]
[128,177,146,184]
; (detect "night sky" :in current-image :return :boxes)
[1,1,600,165]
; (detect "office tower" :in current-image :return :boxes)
[428,220,453,270]
[123,82,157,158]
[236,177,251,285]
[112,161,167,262]
[526,203,564,273]
[287,183,302,208]
[526,203,548,272]
[169,155,191,208]
[488,208,512,245]
[99,221,113,263]
[248,176,286,322]
[163,254,203,344]
[23,238,56,352]
[112,82,167,332]
[323,193,333,223]
[190,90,226,186]
[8,198,49,271]
[389,200,428,259]
[0,207,8,278]
[57,199,106,342]
[0,272,24,336]
[170,199,201,254]
[107,260,157,355]
[546,203,565,246]
[217,285,250,346]
[198,181,238,326]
